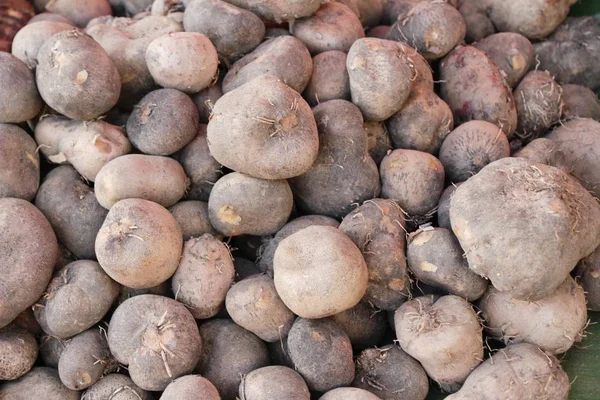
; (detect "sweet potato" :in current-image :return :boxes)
[450,157,600,300]
[240,366,310,400]
[108,294,202,390]
[331,302,387,351]
[273,225,369,319]
[0,53,42,123]
[303,50,350,106]
[0,124,39,201]
[0,367,80,400]
[46,0,112,27]
[11,20,73,69]
[0,327,38,380]
[320,387,382,400]
[561,84,600,120]
[161,375,220,400]
[82,373,151,400]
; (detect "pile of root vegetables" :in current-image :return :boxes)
[2,0,600,398]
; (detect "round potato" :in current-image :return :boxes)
[365,121,392,165]
[0,123,39,201]
[320,387,382,400]
[0,327,38,381]
[193,84,222,123]
[11,20,73,69]
[303,50,350,106]
[225,0,321,22]
[331,302,387,351]
[0,367,80,400]
[46,0,112,27]
[0,53,42,123]
[82,373,150,400]
[168,200,216,241]
[240,366,310,400]
[561,84,600,120]
[161,375,220,400]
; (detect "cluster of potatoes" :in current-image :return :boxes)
[1,0,600,399]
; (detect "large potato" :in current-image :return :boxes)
[0,124,39,201]
[0,53,42,123]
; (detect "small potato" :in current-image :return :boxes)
[347,38,414,121]
[208,172,293,236]
[168,200,216,240]
[339,199,410,310]
[435,183,461,229]
[380,149,445,218]
[223,36,313,94]
[11,21,73,68]
[126,88,199,155]
[576,246,600,311]
[355,0,383,28]
[95,198,183,289]
[513,138,569,172]
[290,100,380,218]
[193,84,223,123]
[0,367,80,400]
[395,295,483,391]
[35,166,108,259]
[161,375,220,400]
[108,295,202,391]
[234,257,261,281]
[39,336,65,368]
[387,1,466,60]
[240,366,310,400]
[273,226,369,319]
[514,70,563,142]
[226,0,321,22]
[287,318,355,392]
[331,302,387,351]
[0,53,42,123]
[58,328,116,390]
[561,84,600,120]
[457,0,495,43]
[34,115,132,182]
[303,50,350,106]
[36,30,121,120]
[183,0,265,63]
[34,260,120,339]
[473,32,534,87]
[365,121,392,165]
[446,343,570,400]
[83,373,151,400]
[197,319,269,400]
[0,198,58,328]
[407,228,488,301]
[46,0,112,27]
[291,2,365,54]
[95,154,187,209]
[353,344,429,400]
[146,32,218,93]
[226,274,295,342]
[440,46,518,137]
[0,124,39,201]
[208,75,318,180]
[0,327,38,381]
[321,387,382,400]
[439,120,510,183]
[172,234,235,319]
[386,88,453,155]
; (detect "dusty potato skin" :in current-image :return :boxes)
[381,0,419,25]
[225,274,295,342]
[82,373,151,400]
[95,154,188,209]
[407,228,488,301]
[223,36,312,94]
[274,226,369,319]
[439,120,510,183]
[240,366,309,400]
[193,84,222,123]
[58,328,116,390]
[95,198,183,289]
[355,0,383,28]
[514,70,563,142]
[36,30,121,120]
[561,84,600,120]
[484,0,575,40]
[168,200,216,240]
[0,124,39,201]
[108,295,201,391]
[303,50,350,106]
[208,172,293,236]
[576,246,600,311]
[160,375,220,400]
[386,88,453,155]
[0,327,38,381]
[365,121,392,165]
[291,2,365,54]
[353,344,429,400]
[546,119,600,198]
[397,42,434,92]
[479,276,587,355]
[445,343,570,400]
[34,260,119,339]
[196,319,269,400]
[347,38,414,121]
[473,32,534,87]
[0,367,80,400]
[172,234,235,319]
[287,318,354,392]
[258,215,340,276]
[28,12,73,24]
[320,387,381,400]
[387,1,466,60]
[513,138,569,172]
[395,295,483,391]
[226,0,321,22]
[11,21,73,69]
[339,199,410,310]
[290,100,380,219]
[0,53,42,123]
[35,166,107,259]
[46,0,112,27]
[126,88,199,155]
[208,75,318,180]
[331,302,387,351]
[457,0,495,43]
[146,32,218,93]
[183,0,265,63]
[450,157,600,300]
[0,198,58,329]
[380,149,445,218]
[440,46,518,137]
